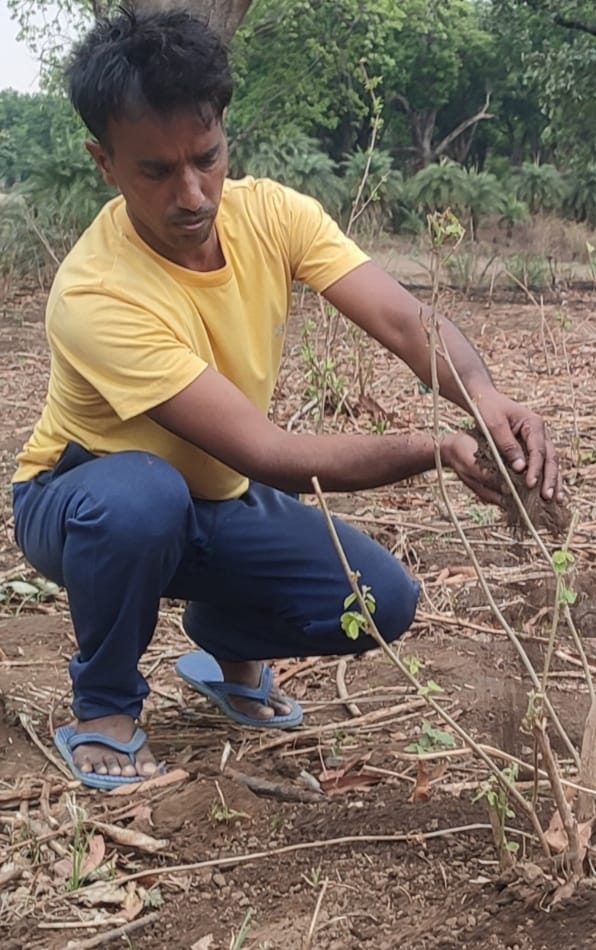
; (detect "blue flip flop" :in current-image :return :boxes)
[54,724,160,790]
[175,651,303,729]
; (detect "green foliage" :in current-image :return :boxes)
[564,163,596,228]
[408,160,469,215]
[0,575,59,605]
[513,162,565,215]
[231,132,344,213]
[405,720,456,754]
[340,148,403,232]
[0,90,112,259]
[2,0,594,267]
[505,253,549,291]
[446,250,496,295]
[552,548,577,605]
[340,584,376,640]
[462,168,504,238]
[493,1,596,167]
[498,194,530,236]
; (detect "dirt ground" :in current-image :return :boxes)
[1,273,596,950]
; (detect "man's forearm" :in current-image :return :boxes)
[411,303,495,408]
[253,429,438,494]
[324,263,496,411]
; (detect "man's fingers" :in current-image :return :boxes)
[537,437,560,501]
[518,415,549,491]
[487,418,527,473]
[464,478,505,508]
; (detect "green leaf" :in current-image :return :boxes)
[552,549,574,573]
[6,580,40,597]
[559,586,577,605]
[404,655,423,676]
[418,680,444,698]
[341,611,364,640]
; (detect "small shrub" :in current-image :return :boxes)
[513,162,565,216]
[445,250,495,294]
[505,253,549,291]
[564,163,596,229]
[408,160,468,215]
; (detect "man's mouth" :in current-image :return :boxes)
[172,214,214,231]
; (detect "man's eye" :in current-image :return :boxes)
[197,154,218,169]
[144,168,169,180]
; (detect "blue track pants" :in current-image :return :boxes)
[12,445,419,721]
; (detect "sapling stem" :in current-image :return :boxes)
[541,512,579,692]
[423,219,579,768]
[311,476,551,858]
[534,720,584,879]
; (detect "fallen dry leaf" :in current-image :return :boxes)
[108,803,154,826]
[544,807,593,854]
[0,864,24,890]
[551,878,579,906]
[318,754,381,796]
[80,833,106,879]
[191,936,214,950]
[410,761,430,803]
[91,820,168,854]
[76,881,128,907]
[122,882,144,921]
[435,565,477,585]
[109,768,189,797]
[52,856,78,885]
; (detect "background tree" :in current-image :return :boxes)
[3,0,595,245]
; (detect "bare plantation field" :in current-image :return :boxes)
[1,273,596,949]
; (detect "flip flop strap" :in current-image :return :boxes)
[67,727,147,756]
[204,664,274,703]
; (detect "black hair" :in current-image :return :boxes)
[67,8,233,144]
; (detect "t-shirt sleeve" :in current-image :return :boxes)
[48,290,208,421]
[279,186,370,292]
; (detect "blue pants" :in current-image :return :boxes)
[12,445,419,721]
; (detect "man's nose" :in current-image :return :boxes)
[175,169,204,212]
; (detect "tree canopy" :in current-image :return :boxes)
[2,0,595,237]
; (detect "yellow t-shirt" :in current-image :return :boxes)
[14,177,368,499]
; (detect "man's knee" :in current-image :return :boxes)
[365,561,420,645]
[75,452,193,547]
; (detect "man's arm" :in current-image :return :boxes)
[147,367,503,504]
[323,261,562,501]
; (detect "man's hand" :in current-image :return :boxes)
[324,264,563,503]
[440,431,505,506]
[474,390,563,502]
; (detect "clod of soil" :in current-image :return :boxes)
[473,428,571,537]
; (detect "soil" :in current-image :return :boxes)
[1,274,596,950]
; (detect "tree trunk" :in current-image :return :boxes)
[132,0,253,42]
[410,109,437,169]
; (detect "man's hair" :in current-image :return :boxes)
[67,8,233,144]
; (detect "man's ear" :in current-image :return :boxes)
[86,140,117,188]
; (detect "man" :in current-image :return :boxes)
[12,9,561,789]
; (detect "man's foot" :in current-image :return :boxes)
[175,653,303,728]
[72,714,158,778]
[219,659,292,720]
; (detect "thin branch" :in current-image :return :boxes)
[311,477,551,856]
[60,824,537,895]
[433,92,493,161]
[553,15,596,36]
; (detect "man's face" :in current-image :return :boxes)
[87,109,228,270]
